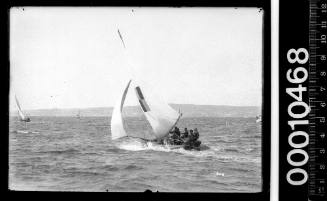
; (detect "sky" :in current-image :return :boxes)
[10,7,263,111]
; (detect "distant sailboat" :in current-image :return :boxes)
[76,110,81,119]
[110,79,182,141]
[15,95,31,122]
[256,115,262,123]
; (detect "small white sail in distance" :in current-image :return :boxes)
[15,95,29,121]
[110,80,132,140]
[77,110,81,119]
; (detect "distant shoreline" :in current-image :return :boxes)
[10,103,262,111]
[9,104,261,118]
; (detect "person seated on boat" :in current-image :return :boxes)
[166,127,183,145]
[190,129,195,139]
[174,127,181,137]
[165,127,177,145]
[173,137,183,145]
[170,127,184,145]
[169,127,178,136]
[182,129,201,150]
[187,129,201,146]
[168,128,176,139]
[181,128,189,139]
[183,129,193,149]
[184,129,193,144]
[193,128,199,141]
[192,128,201,147]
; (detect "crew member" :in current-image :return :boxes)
[181,128,189,139]
[193,128,199,141]
[172,127,183,145]
[189,129,194,141]
[174,127,181,137]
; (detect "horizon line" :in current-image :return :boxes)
[10,103,262,111]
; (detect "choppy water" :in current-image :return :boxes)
[9,116,262,192]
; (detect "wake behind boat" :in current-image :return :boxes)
[13,130,40,134]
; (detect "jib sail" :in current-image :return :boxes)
[110,80,131,140]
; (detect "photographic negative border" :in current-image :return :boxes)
[279,0,326,201]
[3,0,271,200]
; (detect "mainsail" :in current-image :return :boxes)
[15,95,27,121]
[135,85,181,140]
[110,80,132,140]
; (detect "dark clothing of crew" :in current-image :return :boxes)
[187,130,194,141]
[171,133,179,140]
[174,127,181,137]
[167,127,178,144]
[181,128,189,138]
[193,130,199,141]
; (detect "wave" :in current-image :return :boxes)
[115,140,225,160]
[105,148,121,153]
[13,130,40,134]
[116,140,208,154]
[37,148,80,155]
[65,170,102,177]
[115,140,149,151]
[124,164,143,170]
[240,134,261,139]
[101,165,120,171]
[215,171,225,177]
[223,148,240,153]
[207,180,228,185]
[228,167,253,173]
[215,139,235,143]
[113,139,260,164]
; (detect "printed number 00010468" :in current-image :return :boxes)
[285,48,311,186]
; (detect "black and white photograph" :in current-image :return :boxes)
[9,7,264,192]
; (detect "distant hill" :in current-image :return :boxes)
[10,104,261,118]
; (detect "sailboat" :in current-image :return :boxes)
[110,79,182,143]
[15,95,31,122]
[110,29,208,151]
[111,29,190,150]
[256,115,262,123]
[76,110,81,119]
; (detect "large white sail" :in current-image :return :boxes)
[134,84,181,140]
[111,80,132,140]
[15,95,27,120]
